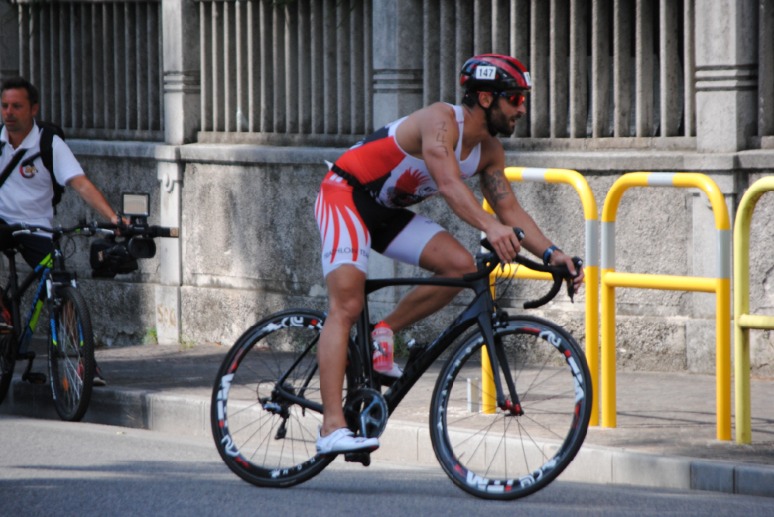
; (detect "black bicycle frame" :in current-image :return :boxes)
[269,252,512,421]
[361,254,513,415]
[271,247,561,422]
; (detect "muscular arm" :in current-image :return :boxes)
[420,107,497,232]
[393,104,517,262]
[480,163,583,286]
[67,175,120,224]
[479,167,552,257]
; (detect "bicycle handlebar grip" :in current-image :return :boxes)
[521,256,583,309]
[480,227,525,252]
[565,256,583,301]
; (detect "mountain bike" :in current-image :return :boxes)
[0,193,178,421]
[211,230,591,500]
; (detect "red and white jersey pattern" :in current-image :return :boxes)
[315,104,481,277]
[335,104,481,208]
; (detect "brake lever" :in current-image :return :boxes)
[565,256,583,303]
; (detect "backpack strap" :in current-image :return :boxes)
[0,149,28,191]
[38,124,55,177]
[0,123,28,189]
[39,125,64,210]
[19,151,42,168]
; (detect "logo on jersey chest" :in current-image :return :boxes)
[388,168,436,207]
[20,163,38,179]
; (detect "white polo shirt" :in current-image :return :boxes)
[0,122,84,226]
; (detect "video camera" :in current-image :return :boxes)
[90,193,158,278]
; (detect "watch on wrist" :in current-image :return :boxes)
[542,245,561,265]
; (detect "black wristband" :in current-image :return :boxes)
[542,245,561,265]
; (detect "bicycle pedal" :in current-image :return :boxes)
[344,451,371,467]
[22,371,47,385]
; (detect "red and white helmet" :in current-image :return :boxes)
[459,54,532,92]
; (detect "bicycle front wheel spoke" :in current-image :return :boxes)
[48,286,95,421]
[430,315,592,500]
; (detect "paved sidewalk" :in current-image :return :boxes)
[2,341,774,498]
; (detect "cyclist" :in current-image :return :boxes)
[0,76,123,384]
[314,54,584,455]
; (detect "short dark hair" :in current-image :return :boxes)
[461,90,477,107]
[1,76,40,106]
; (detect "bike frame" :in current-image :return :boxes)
[275,252,517,419]
[3,237,73,366]
[362,253,515,415]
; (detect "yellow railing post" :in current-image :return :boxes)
[600,172,731,441]
[733,176,774,444]
[482,167,599,425]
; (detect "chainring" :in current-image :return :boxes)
[344,387,388,439]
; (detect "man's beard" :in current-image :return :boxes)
[485,104,515,137]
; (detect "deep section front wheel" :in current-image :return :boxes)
[430,315,592,500]
[48,286,95,422]
[211,308,344,488]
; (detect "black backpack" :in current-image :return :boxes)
[0,121,66,208]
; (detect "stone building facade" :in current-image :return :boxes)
[0,0,773,378]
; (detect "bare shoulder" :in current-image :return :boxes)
[409,102,457,133]
[397,102,458,156]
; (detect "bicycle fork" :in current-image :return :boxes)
[478,313,523,416]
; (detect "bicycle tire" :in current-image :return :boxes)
[211,308,348,488]
[429,315,592,500]
[48,285,95,422]
[0,334,15,405]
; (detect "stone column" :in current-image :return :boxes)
[690,2,756,372]
[155,149,183,345]
[368,0,424,307]
[162,0,201,145]
[694,0,758,152]
[156,0,198,344]
[0,2,19,81]
[371,0,424,128]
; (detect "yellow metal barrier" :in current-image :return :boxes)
[600,172,731,441]
[733,176,774,444]
[482,167,600,425]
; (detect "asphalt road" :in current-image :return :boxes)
[1,415,774,517]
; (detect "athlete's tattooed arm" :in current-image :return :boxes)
[479,167,515,209]
[433,121,450,157]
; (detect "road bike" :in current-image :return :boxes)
[211,230,591,500]
[0,193,178,421]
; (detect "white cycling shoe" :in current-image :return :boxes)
[316,427,380,455]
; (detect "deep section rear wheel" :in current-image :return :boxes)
[430,315,592,500]
[48,286,95,422]
[211,309,344,488]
